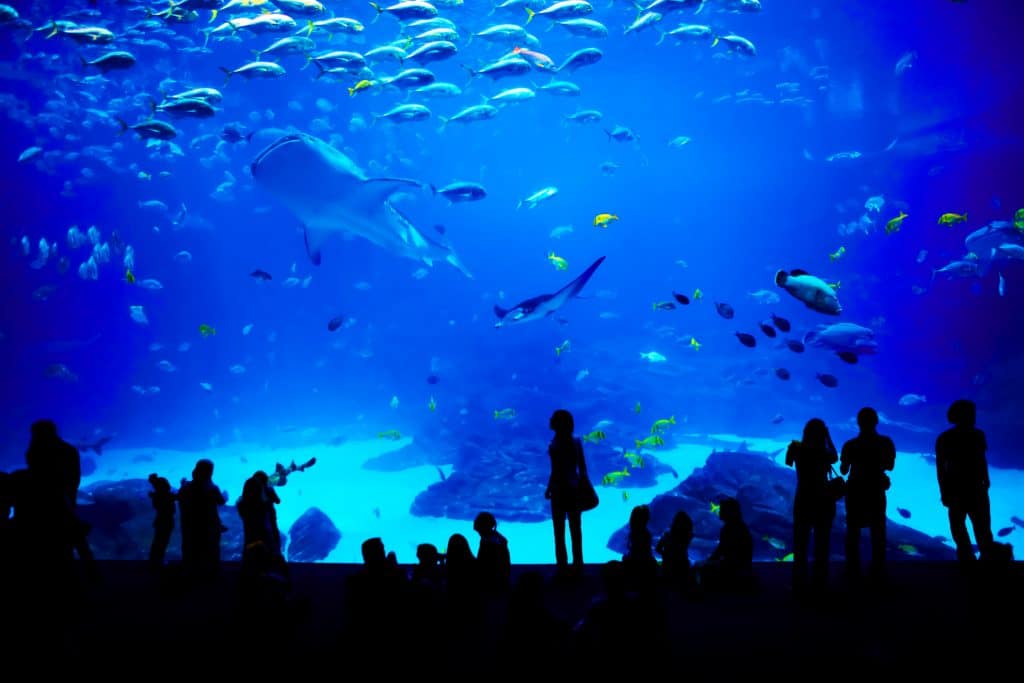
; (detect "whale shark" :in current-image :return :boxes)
[250,132,471,277]
[494,256,605,327]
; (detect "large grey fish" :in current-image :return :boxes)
[250,133,471,277]
[494,256,605,327]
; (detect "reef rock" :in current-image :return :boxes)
[606,450,956,562]
[286,507,341,562]
[409,436,675,524]
[77,478,248,561]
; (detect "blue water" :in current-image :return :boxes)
[1,0,1022,562]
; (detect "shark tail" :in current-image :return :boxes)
[524,7,535,24]
[219,66,233,86]
[210,8,218,23]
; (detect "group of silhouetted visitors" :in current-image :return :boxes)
[0,398,1011,615]
[782,400,1008,596]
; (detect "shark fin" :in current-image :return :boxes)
[304,225,324,265]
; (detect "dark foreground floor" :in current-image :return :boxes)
[1,560,1020,674]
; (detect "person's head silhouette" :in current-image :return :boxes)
[362,537,386,567]
[629,504,650,530]
[473,511,497,536]
[947,399,977,428]
[857,407,879,432]
[549,409,574,437]
[801,418,828,448]
[718,497,742,524]
[193,458,214,482]
[30,419,59,441]
[446,533,473,562]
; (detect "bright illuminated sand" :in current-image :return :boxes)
[83,433,1022,563]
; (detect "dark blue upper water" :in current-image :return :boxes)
[1,0,1022,555]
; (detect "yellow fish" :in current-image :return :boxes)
[693,288,703,301]
[829,246,846,262]
[624,451,644,468]
[710,501,720,515]
[493,408,516,420]
[1014,208,1024,231]
[651,416,676,434]
[124,268,136,285]
[428,396,436,412]
[583,430,606,444]
[593,213,619,228]
[601,468,630,486]
[689,337,701,351]
[633,401,642,414]
[937,212,967,226]
[621,491,630,502]
[378,430,401,440]
[555,339,571,357]
[886,211,908,234]
[828,281,841,291]
[547,252,568,271]
[199,324,216,337]
[348,79,374,97]
[635,435,665,449]
[898,543,921,556]
[775,552,794,563]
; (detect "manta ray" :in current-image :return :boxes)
[250,132,471,277]
[494,256,605,327]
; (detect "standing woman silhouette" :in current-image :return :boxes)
[786,418,839,594]
[546,409,588,578]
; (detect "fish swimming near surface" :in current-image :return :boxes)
[495,256,605,327]
[251,132,471,276]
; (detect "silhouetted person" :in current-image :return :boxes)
[546,408,589,578]
[840,407,895,584]
[697,497,754,593]
[177,458,227,582]
[443,532,478,597]
[623,504,657,589]
[443,532,483,648]
[411,543,444,590]
[147,473,177,567]
[344,537,409,657]
[473,511,511,592]
[786,418,839,594]
[237,471,286,584]
[936,399,995,565]
[656,510,694,591]
[23,419,96,580]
